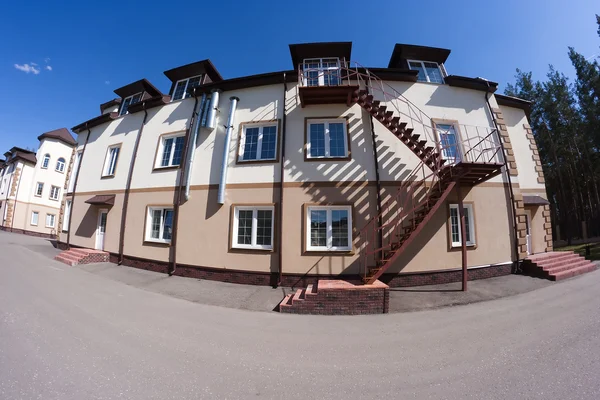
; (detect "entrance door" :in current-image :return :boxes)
[525,210,532,255]
[95,209,108,250]
[435,123,462,165]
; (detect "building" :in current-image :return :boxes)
[0,129,76,237]
[57,42,552,287]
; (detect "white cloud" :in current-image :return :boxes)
[105,80,110,85]
[44,57,50,63]
[30,62,38,66]
[14,63,40,75]
[45,65,52,71]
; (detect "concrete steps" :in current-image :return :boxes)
[522,251,596,281]
[54,248,109,266]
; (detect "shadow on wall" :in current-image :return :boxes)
[75,205,98,238]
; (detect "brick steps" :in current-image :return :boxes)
[522,251,596,281]
[54,248,109,266]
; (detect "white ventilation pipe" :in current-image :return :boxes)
[184,94,206,201]
[206,89,221,129]
[217,96,239,205]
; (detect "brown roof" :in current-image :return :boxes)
[523,195,549,205]
[495,94,532,112]
[163,59,223,83]
[100,98,122,114]
[190,70,296,96]
[85,194,116,206]
[388,44,451,68]
[289,42,352,68]
[445,75,498,92]
[127,95,171,114]
[72,112,118,133]
[114,79,162,99]
[4,149,37,165]
[37,128,76,146]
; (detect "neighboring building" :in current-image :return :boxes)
[0,129,76,237]
[58,42,551,287]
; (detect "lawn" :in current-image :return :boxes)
[555,242,600,260]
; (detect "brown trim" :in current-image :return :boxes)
[100,142,122,179]
[151,131,186,172]
[446,201,478,251]
[142,204,174,247]
[228,203,277,253]
[303,116,352,162]
[302,202,356,255]
[234,119,282,165]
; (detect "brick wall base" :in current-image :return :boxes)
[0,226,57,240]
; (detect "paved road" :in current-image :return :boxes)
[1,234,600,399]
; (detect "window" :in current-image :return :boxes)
[41,154,50,169]
[408,60,445,84]
[49,185,60,201]
[306,119,348,159]
[145,207,174,243]
[56,157,66,173]
[102,145,121,177]
[306,205,352,251]
[172,75,202,101]
[434,122,462,165]
[302,58,341,86]
[35,182,44,197]
[31,211,39,226]
[46,214,56,228]
[449,204,476,247]
[238,124,278,162]
[232,206,274,250]
[68,151,82,193]
[120,92,143,116]
[63,199,72,232]
[156,133,185,168]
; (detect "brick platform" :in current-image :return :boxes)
[55,248,109,266]
[522,251,596,281]
[279,280,389,315]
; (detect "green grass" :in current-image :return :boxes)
[555,242,600,260]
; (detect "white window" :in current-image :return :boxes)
[63,199,72,232]
[41,154,50,169]
[31,211,39,226]
[306,205,352,251]
[232,206,274,250]
[449,204,476,247]
[103,145,121,177]
[408,60,445,84]
[302,58,341,87]
[55,157,66,173]
[156,133,185,168]
[306,119,348,159]
[49,185,60,200]
[68,151,82,193]
[120,92,143,116]
[171,75,202,101]
[238,124,278,162]
[46,214,56,228]
[145,207,174,243]
[35,182,44,197]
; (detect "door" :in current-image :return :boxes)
[435,123,462,165]
[95,209,108,250]
[525,210,532,255]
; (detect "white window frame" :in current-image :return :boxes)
[31,211,39,226]
[49,185,60,201]
[171,75,202,101]
[102,144,121,177]
[145,207,174,244]
[68,151,82,193]
[35,182,44,197]
[306,205,353,252]
[41,154,50,169]
[232,206,275,250]
[46,213,56,228]
[306,119,348,159]
[407,60,445,84]
[302,58,342,87]
[119,92,143,116]
[55,157,66,173]
[155,133,185,168]
[449,203,476,247]
[63,199,72,232]
[238,123,278,162]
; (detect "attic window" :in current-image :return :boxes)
[302,58,341,87]
[120,92,143,116]
[172,75,202,101]
[408,60,445,84]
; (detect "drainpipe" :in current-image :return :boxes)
[169,96,200,276]
[217,97,239,205]
[3,171,14,227]
[366,86,384,260]
[9,162,24,233]
[118,105,148,264]
[66,125,90,249]
[184,94,206,201]
[484,86,520,272]
[276,74,288,287]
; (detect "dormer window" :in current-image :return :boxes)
[172,75,202,101]
[408,60,445,84]
[302,58,341,87]
[120,92,143,116]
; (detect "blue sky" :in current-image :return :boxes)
[0,0,597,153]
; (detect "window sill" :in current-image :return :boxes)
[49,198,59,202]
[101,174,115,180]
[229,246,275,253]
[304,249,355,256]
[34,195,42,198]
[55,170,65,174]
[450,244,477,251]
[31,224,38,227]
[305,156,351,162]
[236,159,278,165]
[152,165,180,172]
[143,240,171,247]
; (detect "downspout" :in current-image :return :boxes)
[184,94,206,201]
[366,86,384,259]
[484,86,520,272]
[118,104,148,264]
[169,96,200,275]
[277,74,288,287]
[3,171,14,227]
[217,97,239,204]
[66,125,90,249]
[9,162,24,233]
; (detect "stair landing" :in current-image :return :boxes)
[522,251,596,281]
[55,248,109,266]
